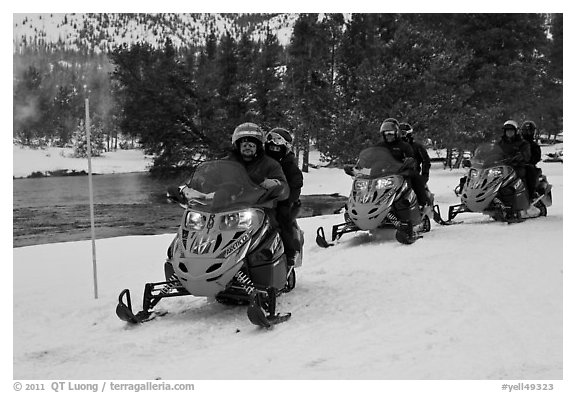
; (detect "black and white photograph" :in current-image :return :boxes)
[10,8,569,390]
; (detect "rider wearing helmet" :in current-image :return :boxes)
[265,127,304,266]
[520,120,541,165]
[228,122,289,200]
[497,120,532,200]
[376,118,429,207]
[399,122,431,184]
[520,120,541,199]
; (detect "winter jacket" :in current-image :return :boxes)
[497,135,531,166]
[375,139,415,163]
[408,140,431,180]
[275,151,303,208]
[226,150,289,201]
[524,137,541,166]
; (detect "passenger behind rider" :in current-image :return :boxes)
[376,118,429,208]
[520,120,542,199]
[399,122,431,184]
[497,119,532,193]
[226,122,289,224]
[399,122,433,207]
[264,127,304,267]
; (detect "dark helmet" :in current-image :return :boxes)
[399,122,413,140]
[379,118,400,142]
[231,122,265,151]
[521,120,537,139]
[265,127,293,160]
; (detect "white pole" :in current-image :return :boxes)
[86,97,99,299]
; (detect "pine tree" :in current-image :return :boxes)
[287,14,334,171]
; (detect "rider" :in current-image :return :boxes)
[399,122,431,184]
[265,127,304,266]
[497,119,532,194]
[227,122,289,207]
[520,120,541,199]
[377,118,429,207]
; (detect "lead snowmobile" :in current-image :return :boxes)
[116,159,303,328]
[435,142,552,224]
[316,146,436,246]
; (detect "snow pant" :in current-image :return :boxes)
[276,200,301,259]
[408,174,429,206]
[525,164,539,197]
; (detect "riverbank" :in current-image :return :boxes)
[12,145,154,178]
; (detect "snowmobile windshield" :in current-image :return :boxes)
[470,143,508,168]
[354,147,404,178]
[183,160,270,212]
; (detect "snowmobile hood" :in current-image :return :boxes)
[345,148,408,230]
[470,143,509,169]
[181,160,279,213]
[353,146,404,178]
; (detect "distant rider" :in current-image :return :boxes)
[265,127,304,266]
[497,120,531,188]
[399,122,432,194]
[377,118,429,208]
[520,120,541,199]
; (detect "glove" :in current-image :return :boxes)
[344,165,356,176]
[260,178,282,190]
[400,157,416,171]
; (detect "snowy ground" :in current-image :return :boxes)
[9,144,572,392]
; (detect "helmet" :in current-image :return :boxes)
[502,120,518,131]
[502,120,518,138]
[520,120,536,138]
[231,122,265,149]
[379,118,400,142]
[265,127,293,160]
[399,122,413,140]
[266,127,293,149]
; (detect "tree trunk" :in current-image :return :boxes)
[302,128,310,173]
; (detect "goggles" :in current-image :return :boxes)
[266,132,289,146]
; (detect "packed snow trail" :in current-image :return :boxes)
[13,159,563,380]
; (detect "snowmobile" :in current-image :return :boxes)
[116,159,304,328]
[316,146,436,246]
[435,142,552,225]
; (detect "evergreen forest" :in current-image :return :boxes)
[13,13,563,172]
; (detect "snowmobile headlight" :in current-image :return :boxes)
[375,178,393,190]
[354,179,369,191]
[220,209,263,231]
[487,167,503,178]
[184,211,206,230]
[469,168,479,178]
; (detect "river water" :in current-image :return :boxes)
[13,172,346,248]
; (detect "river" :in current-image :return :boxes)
[13,172,346,248]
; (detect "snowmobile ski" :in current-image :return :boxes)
[116,280,186,324]
[247,305,292,328]
[315,227,334,248]
[115,289,161,324]
[247,290,292,328]
[432,204,464,225]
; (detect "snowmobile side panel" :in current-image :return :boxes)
[499,178,530,211]
[392,190,420,225]
[248,254,288,291]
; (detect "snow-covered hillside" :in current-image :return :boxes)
[13,13,301,51]
[11,144,569,390]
